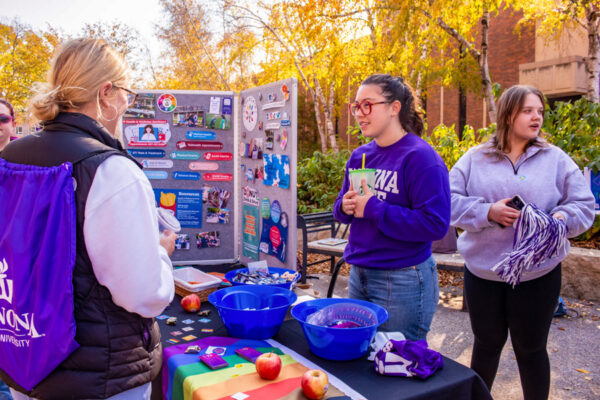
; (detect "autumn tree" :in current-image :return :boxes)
[520,0,600,102]
[80,22,157,87]
[0,20,60,120]
[225,0,359,152]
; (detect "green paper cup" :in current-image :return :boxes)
[349,168,376,195]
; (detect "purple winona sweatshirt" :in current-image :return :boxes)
[333,133,451,269]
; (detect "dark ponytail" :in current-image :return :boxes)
[361,74,424,136]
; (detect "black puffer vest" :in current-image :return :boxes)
[0,113,162,399]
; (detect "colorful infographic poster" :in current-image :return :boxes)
[123,119,172,147]
[242,205,260,260]
[153,189,203,228]
[259,200,288,263]
[263,154,290,189]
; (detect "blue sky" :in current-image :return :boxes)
[2,0,165,59]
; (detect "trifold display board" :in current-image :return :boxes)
[121,78,297,271]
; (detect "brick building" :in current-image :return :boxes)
[334,8,589,150]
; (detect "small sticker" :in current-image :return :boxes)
[242,186,259,206]
[141,159,173,169]
[156,315,169,320]
[182,327,194,332]
[167,339,180,344]
[242,96,258,131]
[222,97,233,115]
[268,93,277,102]
[245,168,254,183]
[173,171,200,180]
[262,101,286,110]
[281,84,290,101]
[144,171,168,180]
[182,319,195,324]
[201,329,215,333]
[258,121,263,130]
[280,212,289,228]
[170,331,183,336]
[204,152,233,161]
[265,122,280,130]
[281,112,291,126]
[198,318,211,323]
[176,141,223,150]
[189,162,219,171]
[231,393,249,400]
[182,335,198,341]
[519,175,526,181]
[204,173,233,181]
[265,111,281,121]
[170,151,200,160]
[157,94,177,112]
[281,129,288,150]
[271,200,281,223]
[265,130,274,150]
[186,131,216,140]
[128,149,166,158]
[261,198,271,219]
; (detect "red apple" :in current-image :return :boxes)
[255,352,282,380]
[301,369,329,400]
[180,294,201,312]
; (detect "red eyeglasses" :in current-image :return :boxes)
[348,100,391,116]
[0,114,13,124]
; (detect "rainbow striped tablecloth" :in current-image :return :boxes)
[162,336,348,400]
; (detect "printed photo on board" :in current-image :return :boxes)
[124,93,155,118]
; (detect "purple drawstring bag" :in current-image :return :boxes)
[374,339,444,378]
[0,158,79,390]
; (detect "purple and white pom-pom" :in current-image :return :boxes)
[491,203,568,287]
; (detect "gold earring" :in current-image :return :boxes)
[103,104,118,122]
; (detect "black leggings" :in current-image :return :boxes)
[464,265,561,400]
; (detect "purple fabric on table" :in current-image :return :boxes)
[0,159,79,390]
[374,339,443,379]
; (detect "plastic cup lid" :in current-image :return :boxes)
[157,207,181,232]
[349,168,376,174]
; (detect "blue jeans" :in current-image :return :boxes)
[348,255,439,341]
[0,379,12,400]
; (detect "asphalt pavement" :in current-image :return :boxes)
[296,273,600,400]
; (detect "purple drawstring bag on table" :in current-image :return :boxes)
[0,158,79,390]
[374,339,444,378]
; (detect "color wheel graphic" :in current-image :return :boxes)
[157,93,177,112]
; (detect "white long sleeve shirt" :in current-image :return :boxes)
[83,155,174,318]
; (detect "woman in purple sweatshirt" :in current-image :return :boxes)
[450,85,595,400]
[333,75,450,341]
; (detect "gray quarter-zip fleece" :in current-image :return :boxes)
[450,140,595,282]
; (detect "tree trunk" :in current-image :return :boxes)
[585,6,600,102]
[324,81,339,152]
[312,77,328,153]
[479,11,497,124]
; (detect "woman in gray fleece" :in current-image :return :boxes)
[450,85,595,400]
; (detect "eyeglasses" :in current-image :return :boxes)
[0,114,13,124]
[348,100,391,116]
[113,84,138,107]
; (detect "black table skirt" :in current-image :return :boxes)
[156,296,492,400]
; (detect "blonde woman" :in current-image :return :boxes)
[450,85,595,400]
[0,39,176,399]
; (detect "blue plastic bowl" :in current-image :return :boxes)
[225,267,300,290]
[208,285,297,339]
[291,298,389,361]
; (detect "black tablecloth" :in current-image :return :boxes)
[157,296,492,400]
